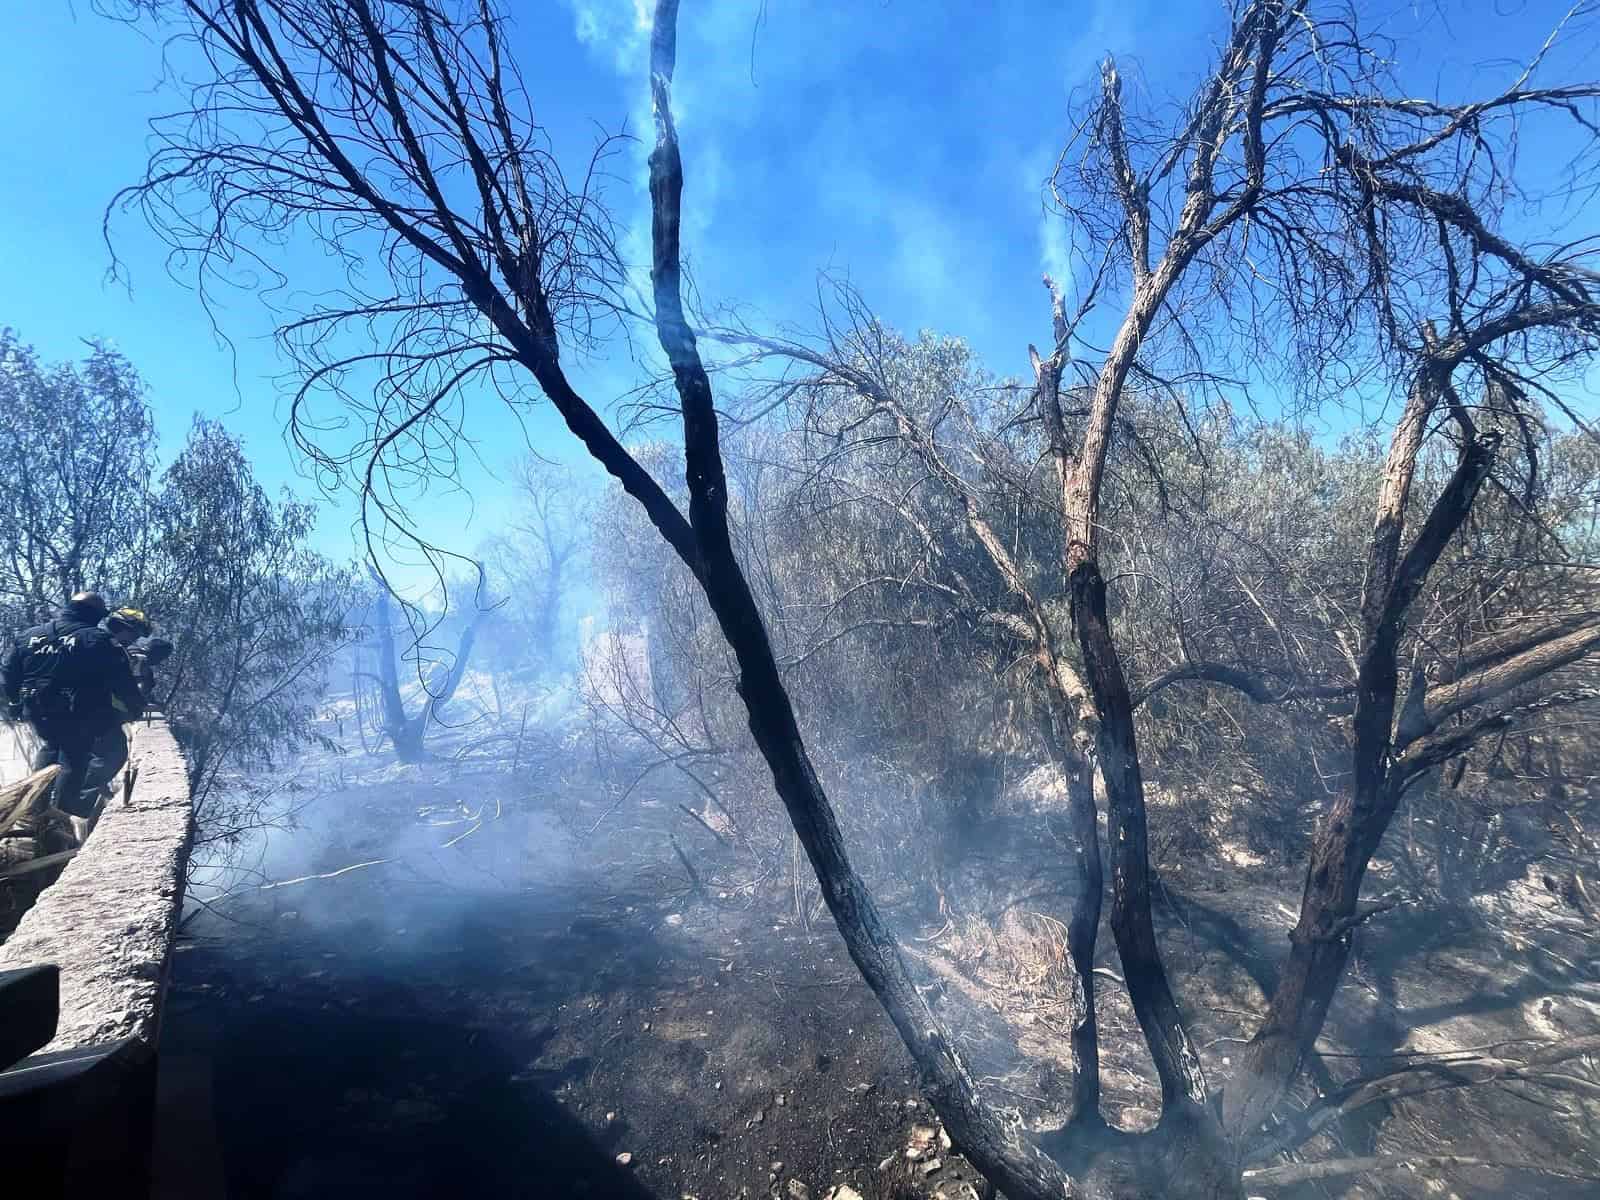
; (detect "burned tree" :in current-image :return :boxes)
[1026,0,1600,1160]
[105,0,1076,1189]
[108,0,1600,1197]
[713,308,1113,1125]
[363,564,490,763]
[1020,0,1600,1135]
[677,0,1600,1182]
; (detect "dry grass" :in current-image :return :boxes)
[939,910,1080,1030]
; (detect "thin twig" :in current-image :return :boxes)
[259,858,392,890]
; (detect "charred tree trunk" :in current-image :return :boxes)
[1035,105,1232,1175]
[1070,559,1214,1123]
[1227,387,1501,1134]
[1062,758,1103,1126]
[1062,551,1237,1197]
[369,569,485,764]
[1037,703,1105,1128]
[648,12,1247,1197]
[372,582,424,762]
[643,8,1079,1195]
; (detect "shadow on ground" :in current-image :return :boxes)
[155,889,671,1200]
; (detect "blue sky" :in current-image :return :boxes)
[1,0,1594,590]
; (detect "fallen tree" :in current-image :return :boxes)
[0,766,61,845]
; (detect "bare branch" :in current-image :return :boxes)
[1420,620,1600,734]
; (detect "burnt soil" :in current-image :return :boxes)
[153,759,990,1200]
[150,732,1600,1200]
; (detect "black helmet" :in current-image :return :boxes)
[64,591,110,623]
[142,637,175,666]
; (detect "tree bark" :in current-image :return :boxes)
[1415,620,1600,736]
[1433,610,1600,684]
[371,582,423,762]
[1062,746,1105,1126]
[1070,559,1214,1123]
[1035,702,1105,1128]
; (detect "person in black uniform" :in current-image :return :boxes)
[1,592,144,818]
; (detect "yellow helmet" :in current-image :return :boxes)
[110,607,154,637]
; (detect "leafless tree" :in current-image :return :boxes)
[363,562,489,762]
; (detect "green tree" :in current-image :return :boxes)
[144,418,351,801]
[0,330,156,631]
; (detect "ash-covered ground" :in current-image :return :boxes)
[154,684,996,1200]
[150,678,1600,1200]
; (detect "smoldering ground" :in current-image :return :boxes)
[160,666,1011,1200]
[157,651,1600,1200]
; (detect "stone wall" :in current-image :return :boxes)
[0,720,193,1052]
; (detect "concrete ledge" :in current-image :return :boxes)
[0,720,193,1053]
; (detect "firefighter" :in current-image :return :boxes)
[1,592,145,819]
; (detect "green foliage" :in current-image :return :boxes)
[0,329,156,628]
[0,334,351,809]
[145,417,353,796]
